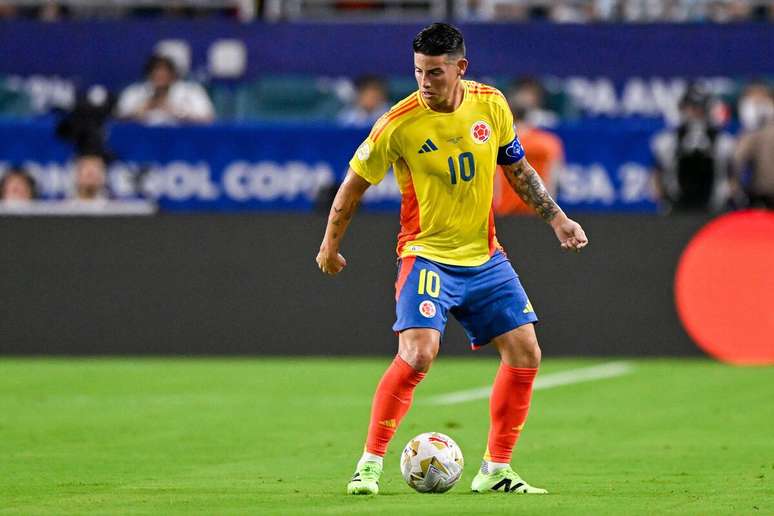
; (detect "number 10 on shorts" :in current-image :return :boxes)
[417,269,441,298]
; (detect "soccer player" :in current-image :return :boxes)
[316,23,588,495]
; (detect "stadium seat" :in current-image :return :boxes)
[387,77,418,104]
[207,82,238,120]
[0,78,33,118]
[233,75,342,122]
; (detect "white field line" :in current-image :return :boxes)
[424,361,634,406]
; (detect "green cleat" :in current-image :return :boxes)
[471,465,548,494]
[346,461,382,495]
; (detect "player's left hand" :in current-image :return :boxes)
[551,215,588,252]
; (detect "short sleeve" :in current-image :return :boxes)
[116,84,147,118]
[182,83,215,120]
[348,115,398,185]
[492,93,525,165]
[493,94,516,147]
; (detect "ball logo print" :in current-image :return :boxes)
[400,432,464,493]
[419,300,436,318]
[470,121,491,144]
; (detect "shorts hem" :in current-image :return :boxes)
[468,315,539,350]
[392,324,445,337]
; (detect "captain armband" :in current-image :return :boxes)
[497,136,526,165]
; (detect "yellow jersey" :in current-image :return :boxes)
[350,80,517,266]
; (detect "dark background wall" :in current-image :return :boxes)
[0,214,708,356]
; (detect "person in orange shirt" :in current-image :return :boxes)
[494,78,564,215]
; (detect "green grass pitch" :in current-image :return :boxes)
[1,357,772,514]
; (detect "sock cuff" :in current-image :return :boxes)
[394,354,427,381]
[361,451,385,462]
[498,362,538,381]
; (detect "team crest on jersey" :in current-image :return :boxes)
[470,120,491,144]
[419,300,436,318]
[356,142,371,161]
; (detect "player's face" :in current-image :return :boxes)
[414,53,467,109]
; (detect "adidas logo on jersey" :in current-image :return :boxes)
[418,139,438,154]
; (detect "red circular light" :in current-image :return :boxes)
[675,210,774,364]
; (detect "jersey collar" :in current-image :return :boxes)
[418,80,469,114]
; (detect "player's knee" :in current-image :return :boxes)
[524,340,542,367]
[515,333,541,367]
[398,333,439,372]
[498,331,541,368]
[400,346,437,371]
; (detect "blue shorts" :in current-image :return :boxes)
[392,251,538,348]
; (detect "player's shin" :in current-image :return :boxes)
[484,363,537,470]
[364,354,426,459]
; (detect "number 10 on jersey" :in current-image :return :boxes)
[447,152,475,185]
[417,269,441,298]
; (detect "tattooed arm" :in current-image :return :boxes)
[501,158,589,252]
[316,168,371,275]
[501,158,561,222]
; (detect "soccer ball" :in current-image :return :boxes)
[400,432,464,493]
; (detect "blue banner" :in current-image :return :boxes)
[0,119,659,213]
[1,20,772,89]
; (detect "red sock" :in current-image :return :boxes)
[486,363,537,463]
[365,355,426,456]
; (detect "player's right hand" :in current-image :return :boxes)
[316,248,347,276]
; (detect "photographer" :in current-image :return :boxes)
[651,86,734,213]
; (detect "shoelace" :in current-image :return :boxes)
[493,467,519,478]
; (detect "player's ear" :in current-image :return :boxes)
[457,58,469,77]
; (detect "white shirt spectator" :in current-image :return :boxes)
[117,80,215,126]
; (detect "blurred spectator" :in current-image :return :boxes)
[54,86,115,201]
[551,1,594,22]
[733,83,774,209]
[0,167,36,202]
[337,75,389,127]
[738,81,774,132]
[651,85,735,213]
[57,85,115,157]
[0,5,19,19]
[0,0,771,22]
[0,2,249,20]
[461,0,772,22]
[73,154,109,201]
[494,78,564,216]
[39,1,67,21]
[505,77,558,129]
[117,54,215,125]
